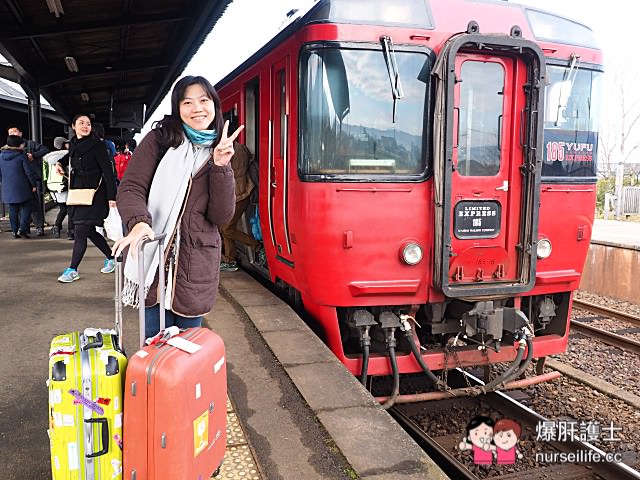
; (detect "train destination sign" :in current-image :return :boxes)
[454,201,501,239]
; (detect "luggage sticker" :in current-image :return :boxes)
[195,383,201,400]
[193,410,209,457]
[68,389,104,415]
[50,389,62,405]
[114,433,123,450]
[67,442,79,471]
[111,458,122,477]
[53,412,63,428]
[115,413,122,429]
[214,356,225,374]
[62,414,75,427]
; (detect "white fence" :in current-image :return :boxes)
[623,186,640,215]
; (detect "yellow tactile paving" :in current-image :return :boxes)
[212,397,262,480]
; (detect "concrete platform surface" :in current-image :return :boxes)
[0,213,447,480]
[592,219,640,250]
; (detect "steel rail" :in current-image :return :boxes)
[459,369,640,480]
[571,320,640,354]
[388,407,478,480]
[573,299,640,328]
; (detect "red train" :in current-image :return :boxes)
[215,0,602,404]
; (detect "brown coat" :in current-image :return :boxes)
[117,130,235,317]
[230,142,255,202]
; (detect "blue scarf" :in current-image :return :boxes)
[182,123,217,146]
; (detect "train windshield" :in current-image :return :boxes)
[542,65,603,180]
[299,46,429,181]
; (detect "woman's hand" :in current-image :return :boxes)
[213,120,244,166]
[108,200,117,208]
[112,221,154,258]
[55,163,65,176]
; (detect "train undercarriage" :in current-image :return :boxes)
[329,292,571,407]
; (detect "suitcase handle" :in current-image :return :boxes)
[81,331,104,351]
[114,233,167,350]
[137,234,167,348]
[85,417,109,458]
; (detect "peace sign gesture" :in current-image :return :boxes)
[213,120,244,166]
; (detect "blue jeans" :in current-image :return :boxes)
[9,201,32,234]
[144,305,203,339]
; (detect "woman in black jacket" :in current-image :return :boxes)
[55,114,117,283]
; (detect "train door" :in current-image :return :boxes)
[268,57,293,264]
[433,34,544,298]
[448,53,524,286]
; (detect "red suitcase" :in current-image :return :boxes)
[121,235,227,479]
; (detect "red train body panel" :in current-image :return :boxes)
[216,0,602,399]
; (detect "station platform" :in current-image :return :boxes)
[592,218,640,250]
[0,212,447,480]
[581,218,640,304]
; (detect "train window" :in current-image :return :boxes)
[299,47,428,181]
[542,66,602,180]
[526,9,598,49]
[307,0,434,29]
[457,61,504,177]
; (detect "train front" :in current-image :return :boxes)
[292,0,602,404]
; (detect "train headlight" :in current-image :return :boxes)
[401,242,423,265]
[537,238,552,259]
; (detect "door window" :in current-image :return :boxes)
[457,61,505,177]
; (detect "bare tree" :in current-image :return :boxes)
[600,59,640,216]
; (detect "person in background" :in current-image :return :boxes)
[114,143,132,181]
[44,137,74,239]
[7,125,49,235]
[113,75,240,339]
[93,122,116,159]
[219,142,261,272]
[0,135,38,238]
[54,114,117,283]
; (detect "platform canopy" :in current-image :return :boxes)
[0,0,233,133]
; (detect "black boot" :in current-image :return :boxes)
[52,226,61,238]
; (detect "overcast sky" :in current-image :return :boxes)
[143,0,631,136]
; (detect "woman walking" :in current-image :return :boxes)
[113,75,240,339]
[55,114,117,283]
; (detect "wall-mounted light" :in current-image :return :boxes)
[80,92,90,102]
[64,56,78,73]
[45,0,64,17]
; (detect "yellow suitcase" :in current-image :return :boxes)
[47,329,127,479]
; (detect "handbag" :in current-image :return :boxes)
[66,167,102,206]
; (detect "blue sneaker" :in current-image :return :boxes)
[101,258,116,274]
[58,268,80,283]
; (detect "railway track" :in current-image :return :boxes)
[390,369,640,480]
[571,299,640,354]
[573,299,640,327]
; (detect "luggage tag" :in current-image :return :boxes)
[145,326,202,353]
[166,336,202,354]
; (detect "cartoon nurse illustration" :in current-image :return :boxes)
[458,415,495,465]
[493,418,523,465]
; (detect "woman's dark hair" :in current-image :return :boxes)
[70,113,99,140]
[153,75,223,149]
[465,415,495,437]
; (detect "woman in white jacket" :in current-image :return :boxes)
[44,137,73,239]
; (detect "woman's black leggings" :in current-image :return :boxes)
[70,223,113,270]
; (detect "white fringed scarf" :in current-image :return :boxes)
[121,138,212,308]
